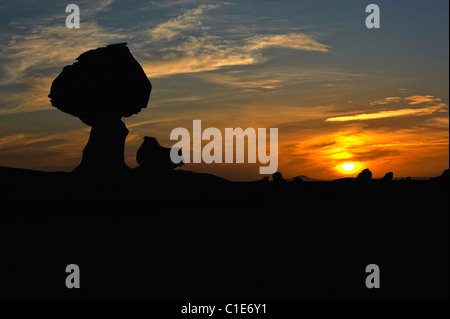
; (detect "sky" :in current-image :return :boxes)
[0,0,448,181]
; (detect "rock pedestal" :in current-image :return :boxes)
[73,119,129,174]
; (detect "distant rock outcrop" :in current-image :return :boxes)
[430,169,450,186]
[260,177,269,183]
[272,172,286,183]
[136,137,183,171]
[49,43,151,175]
[293,176,304,183]
[440,169,449,180]
[357,168,372,182]
[289,175,321,182]
[382,172,394,181]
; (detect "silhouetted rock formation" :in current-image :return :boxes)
[290,175,321,182]
[293,176,304,183]
[430,169,449,186]
[440,169,449,180]
[136,137,183,171]
[357,168,372,182]
[259,176,269,183]
[382,172,394,181]
[48,43,151,174]
[272,172,286,183]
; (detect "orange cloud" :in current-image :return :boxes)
[142,53,257,78]
[369,97,402,105]
[326,103,447,122]
[0,128,88,171]
[247,33,330,52]
[262,86,278,89]
[405,95,442,105]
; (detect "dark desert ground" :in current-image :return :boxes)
[0,165,448,299]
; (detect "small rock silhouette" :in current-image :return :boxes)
[382,172,394,181]
[293,176,304,183]
[272,172,286,183]
[357,168,372,182]
[430,169,450,186]
[440,169,449,179]
[136,137,183,171]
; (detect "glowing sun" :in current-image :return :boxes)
[341,163,356,172]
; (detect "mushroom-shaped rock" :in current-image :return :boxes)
[48,43,151,174]
[382,172,394,181]
[136,137,183,171]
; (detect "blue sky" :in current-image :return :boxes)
[0,0,448,180]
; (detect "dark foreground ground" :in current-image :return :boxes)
[0,166,448,299]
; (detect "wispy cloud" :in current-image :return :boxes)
[425,117,449,129]
[196,72,282,89]
[369,96,402,105]
[148,0,202,8]
[142,39,257,78]
[0,21,127,113]
[0,129,88,171]
[326,103,447,122]
[0,75,54,115]
[139,4,330,78]
[192,66,360,91]
[148,4,219,41]
[161,96,204,103]
[0,22,127,85]
[247,33,329,52]
[405,95,442,105]
[143,32,330,78]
